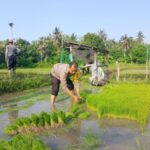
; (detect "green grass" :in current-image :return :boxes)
[0,73,51,95]
[0,67,51,75]
[87,83,150,124]
[0,134,50,150]
[108,63,146,70]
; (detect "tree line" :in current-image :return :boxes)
[0,27,148,68]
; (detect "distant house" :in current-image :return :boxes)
[63,41,109,64]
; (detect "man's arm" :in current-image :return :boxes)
[5,46,8,61]
[60,72,79,100]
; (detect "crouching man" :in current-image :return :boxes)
[50,62,80,107]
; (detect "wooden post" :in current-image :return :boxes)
[146,47,149,80]
[116,61,120,81]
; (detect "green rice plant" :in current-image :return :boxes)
[65,112,75,121]
[78,112,90,119]
[0,134,50,150]
[80,129,102,150]
[57,111,66,125]
[70,104,84,117]
[4,124,18,135]
[0,139,11,150]
[87,83,150,124]
[5,106,90,135]
[80,91,88,102]
[40,112,51,126]
[38,117,45,127]
[15,118,24,127]
[20,117,32,127]
[31,114,40,126]
[50,112,58,127]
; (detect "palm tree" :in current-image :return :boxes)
[119,34,130,63]
[52,27,62,47]
[98,30,107,41]
[136,31,144,44]
[64,33,77,43]
[70,33,77,43]
[98,30,107,47]
[8,22,14,39]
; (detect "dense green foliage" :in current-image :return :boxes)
[81,33,105,49]
[0,28,148,69]
[0,134,50,150]
[87,83,150,123]
[0,73,51,95]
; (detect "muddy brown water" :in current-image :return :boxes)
[0,86,150,150]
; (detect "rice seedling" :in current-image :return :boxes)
[50,112,58,128]
[4,124,18,136]
[0,139,11,150]
[87,83,150,124]
[57,111,66,125]
[31,114,40,126]
[4,91,91,135]
[5,111,68,135]
[78,112,90,119]
[0,134,50,150]
[80,129,102,150]
[40,112,51,128]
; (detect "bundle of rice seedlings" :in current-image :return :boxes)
[78,112,90,119]
[31,114,40,132]
[57,111,66,125]
[65,112,75,122]
[31,114,40,126]
[39,112,51,127]
[50,112,58,128]
[4,124,18,135]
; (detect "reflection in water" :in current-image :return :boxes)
[7,103,18,124]
[42,121,81,150]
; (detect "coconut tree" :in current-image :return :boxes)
[98,30,107,42]
[98,30,107,47]
[136,31,144,44]
[119,34,130,63]
[52,27,62,47]
[64,33,78,43]
[8,22,14,40]
[70,33,77,43]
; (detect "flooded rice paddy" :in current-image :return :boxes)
[0,84,150,150]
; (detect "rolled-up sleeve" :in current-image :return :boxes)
[5,47,8,60]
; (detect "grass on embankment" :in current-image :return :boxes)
[87,83,150,124]
[0,68,52,95]
[0,67,51,75]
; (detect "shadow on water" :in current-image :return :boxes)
[0,83,150,149]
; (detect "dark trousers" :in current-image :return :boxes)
[7,55,16,70]
[50,74,74,96]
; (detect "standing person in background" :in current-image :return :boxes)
[5,40,18,78]
[50,61,80,107]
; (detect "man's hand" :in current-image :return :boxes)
[73,95,80,103]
